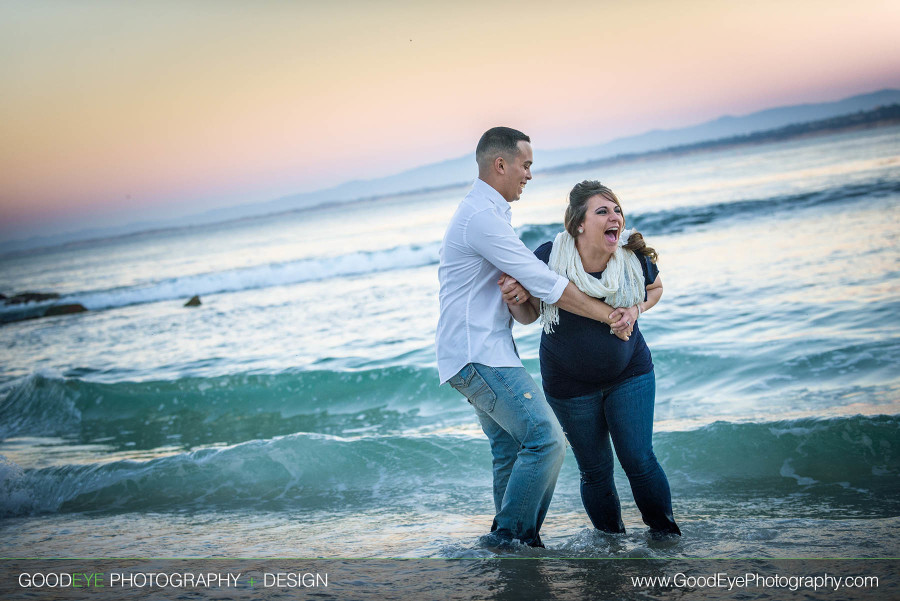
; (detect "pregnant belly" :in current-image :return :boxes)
[541,329,635,385]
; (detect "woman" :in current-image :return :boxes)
[502,180,680,536]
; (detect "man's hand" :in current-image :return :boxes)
[498,274,530,306]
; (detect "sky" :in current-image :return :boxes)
[1,0,899,242]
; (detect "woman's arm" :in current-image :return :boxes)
[641,275,663,313]
[499,274,540,324]
[508,296,540,325]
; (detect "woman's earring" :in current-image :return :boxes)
[577,227,584,234]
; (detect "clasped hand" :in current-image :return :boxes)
[498,274,530,306]
[607,305,638,341]
[497,274,636,341]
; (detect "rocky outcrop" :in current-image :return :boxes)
[44,304,88,317]
[184,295,201,307]
[0,292,88,324]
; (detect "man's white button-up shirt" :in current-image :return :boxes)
[436,178,569,383]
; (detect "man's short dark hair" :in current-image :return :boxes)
[476,127,530,170]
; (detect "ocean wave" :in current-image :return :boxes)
[0,368,462,446]
[0,433,486,517]
[518,178,900,248]
[0,241,442,322]
[2,178,896,323]
[1,414,896,517]
[658,415,898,489]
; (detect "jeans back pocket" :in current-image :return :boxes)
[448,363,497,413]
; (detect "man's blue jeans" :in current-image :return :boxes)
[545,370,680,535]
[448,363,565,546]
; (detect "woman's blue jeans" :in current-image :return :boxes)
[545,370,680,535]
[448,363,566,546]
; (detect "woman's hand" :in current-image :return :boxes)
[498,274,530,306]
[608,305,640,333]
[613,324,633,341]
[498,274,539,324]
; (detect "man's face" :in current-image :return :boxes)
[500,140,533,202]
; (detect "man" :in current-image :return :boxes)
[436,126,630,547]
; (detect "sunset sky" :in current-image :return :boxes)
[1,0,899,242]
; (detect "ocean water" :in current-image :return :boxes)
[1,126,899,597]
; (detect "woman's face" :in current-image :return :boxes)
[578,194,623,254]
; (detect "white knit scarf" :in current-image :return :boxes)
[540,228,646,334]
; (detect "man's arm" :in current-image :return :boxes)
[500,275,633,339]
[466,210,568,302]
[467,210,619,324]
[498,275,631,331]
[557,282,616,326]
[465,209,637,334]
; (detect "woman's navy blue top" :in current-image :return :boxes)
[534,241,658,399]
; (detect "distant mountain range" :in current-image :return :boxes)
[206,88,900,222]
[537,88,900,167]
[5,88,900,254]
[542,102,900,176]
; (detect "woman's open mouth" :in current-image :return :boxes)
[604,226,619,243]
